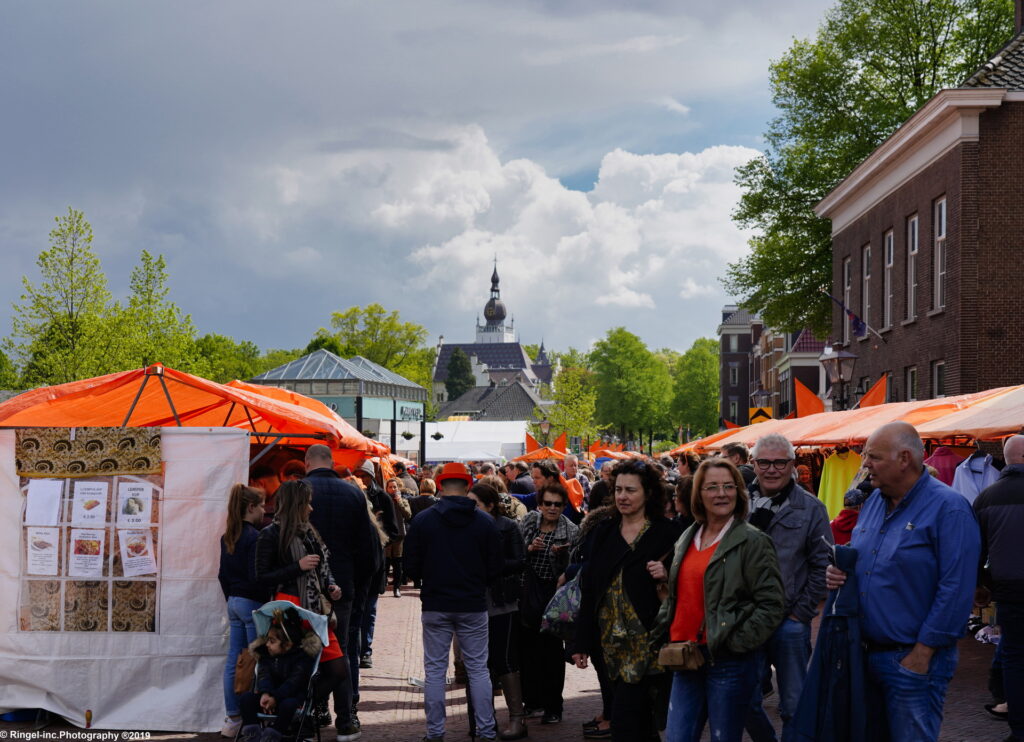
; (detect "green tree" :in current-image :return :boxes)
[531,366,601,443]
[11,208,120,385]
[559,347,592,372]
[0,348,21,389]
[590,328,672,439]
[444,347,475,401]
[119,250,205,373]
[306,332,345,357]
[253,348,305,376]
[195,333,264,383]
[725,0,1013,333]
[671,338,720,439]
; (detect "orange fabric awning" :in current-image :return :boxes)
[513,446,567,462]
[916,385,1024,440]
[794,378,824,417]
[0,364,389,456]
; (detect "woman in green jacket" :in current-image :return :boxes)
[650,458,785,742]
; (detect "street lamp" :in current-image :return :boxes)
[539,418,551,446]
[818,345,858,411]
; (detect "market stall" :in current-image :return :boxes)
[0,364,386,732]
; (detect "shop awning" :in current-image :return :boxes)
[0,364,389,456]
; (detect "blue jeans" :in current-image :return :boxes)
[361,589,379,656]
[865,644,957,741]
[999,601,1024,738]
[666,650,762,742]
[223,596,263,717]
[746,617,812,742]
[421,610,495,739]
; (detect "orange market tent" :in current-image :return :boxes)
[0,364,389,460]
[674,385,1020,452]
[513,446,567,462]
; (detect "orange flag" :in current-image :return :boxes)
[525,433,540,452]
[553,432,567,453]
[857,375,887,408]
[794,378,825,417]
[784,411,797,419]
[723,420,740,429]
[588,439,604,453]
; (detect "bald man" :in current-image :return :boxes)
[826,422,980,742]
[974,435,1024,742]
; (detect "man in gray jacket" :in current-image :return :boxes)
[744,432,833,742]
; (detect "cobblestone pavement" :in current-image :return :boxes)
[0,589,1009,741]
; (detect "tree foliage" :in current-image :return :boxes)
[671,338,720,439]
[590,328,672,437]
[445,347,475,401]
[11,208,120,385]
[532,366,601,443]
[195,333,264,383]
[725,0,1013,333]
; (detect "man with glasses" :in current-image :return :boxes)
[744,433,832,742]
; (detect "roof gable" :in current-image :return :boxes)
[963,30,1024,90]
[438,380,542,421]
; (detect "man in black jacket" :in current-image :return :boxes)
[975,434,1024,742]
[503,462,534,495]
[304,444,374,740]
[405,462,503,742]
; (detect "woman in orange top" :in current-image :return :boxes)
[650,459,785,742]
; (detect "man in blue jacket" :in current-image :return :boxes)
[827,422,980,742]
[405,462,503,742]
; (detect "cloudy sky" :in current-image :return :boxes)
[0,1,834,358]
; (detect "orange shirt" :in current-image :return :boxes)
[669,539,719,643]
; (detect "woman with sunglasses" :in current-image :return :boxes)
[518,482,579,725]
[649,459,785,742]
[569,459,682,742]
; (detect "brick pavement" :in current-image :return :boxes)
[0,591,1010,741]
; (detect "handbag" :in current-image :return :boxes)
[657,640,705,671]
[233,648,257,694]
[540,571,581,640]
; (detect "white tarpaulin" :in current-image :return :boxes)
[0,427,249,732]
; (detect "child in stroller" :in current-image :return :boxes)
[239,607,323,742]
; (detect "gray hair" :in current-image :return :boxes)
[565,454,579,465]
[751,433,795,459]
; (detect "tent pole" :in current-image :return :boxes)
[249,435,285,467]
[222,402,237,427]
[157,375,183,426]
[121,374,152,427]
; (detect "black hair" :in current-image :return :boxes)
[610,459,666,520]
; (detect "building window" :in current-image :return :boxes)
[906,215,918,320]
[843,256,852,344]
[728,365,739,387]
[728,399,739,422]
[861,244,871,331]
[729,334,738,353]
[883,231,894,329]
[905,366,917,402]
[933,198,946,310]
[932,360,946,398]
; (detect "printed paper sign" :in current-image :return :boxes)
[24,479,63,526]
[68,528,105,577]
[117,481,153,526]
[71,481,109,525]
[118,529,157,577]
[26,527,59,576]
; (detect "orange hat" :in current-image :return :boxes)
[436,462,473,486]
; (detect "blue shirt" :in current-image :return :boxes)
[851,470,980,647]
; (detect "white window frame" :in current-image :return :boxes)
[933,198,946,310]
[932,360,946,398]
[906,215,918,320]
[883,231,894,329]
[843,257,852,344]
[861,244,871,332]
[905,366,918,402]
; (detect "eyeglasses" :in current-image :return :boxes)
[754,458,794,470]
[540,500,563,508]
[701,484,738,494]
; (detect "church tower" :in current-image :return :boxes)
[475,261,516,343]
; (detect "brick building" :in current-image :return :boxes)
[718,305,761,426]
[815,22,1024,401]
[751,329,827,418]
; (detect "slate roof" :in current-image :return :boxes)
[791,329,826,354]
[433,342,536,383]
[252,348,423,391]
[720,307,756,327]
[437,381,543,421]
[962,30,1024,90]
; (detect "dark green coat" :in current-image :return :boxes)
[653,519,785,662]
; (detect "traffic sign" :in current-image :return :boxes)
[749,407,773,425]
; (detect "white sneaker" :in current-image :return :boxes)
[220,717,242,738]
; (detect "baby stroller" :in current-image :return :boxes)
[234,600,329,742]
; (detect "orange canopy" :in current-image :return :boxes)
[513,446,567,462]
[916,384,1024,440]
[0,364,389,457]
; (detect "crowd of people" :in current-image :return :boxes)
[216,428,1024,742]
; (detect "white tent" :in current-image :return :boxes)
[423,420,526,462]
[0,427,247,732]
